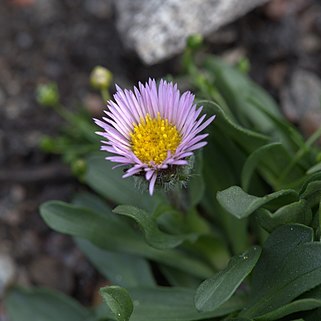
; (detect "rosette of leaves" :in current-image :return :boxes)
[5,51,321,321]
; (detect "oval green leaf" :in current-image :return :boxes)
[256,199,312,233]
[195,246,261,312]
[4,286,91,321]
[254,299,321,321]
[217,186,298,219]
[113,205,198,249]
[40,201,213,279]
[100,286,133,321]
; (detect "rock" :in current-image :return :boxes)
[115,0,271,64]
[29,256,74,294]
[32,0,60,24]
[9,0,35,7]
[264,0,310,20]
[16,231,41,259]
[281,69,321,137]
[84,0,114,18]
[0,253,16,298]
[266,62,288,90]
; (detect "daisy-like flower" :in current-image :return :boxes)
[94,79,215,195]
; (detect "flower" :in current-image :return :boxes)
[94,79,215,195]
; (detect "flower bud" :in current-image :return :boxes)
[40,136,56,152]
[36,82,60,107]
[90,66,113,90]
[71,159,87,178]
[237,57,250,74]
[186,34,203,50]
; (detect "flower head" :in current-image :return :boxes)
[94,79,215,195]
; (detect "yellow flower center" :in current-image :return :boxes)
[130,113,181,165]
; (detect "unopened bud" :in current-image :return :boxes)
[71,159,87,178]
[237,57,250,74]
[36,82,60,107]
[90,66,113,90]
[186,34,203,50]
[40,136,56,152]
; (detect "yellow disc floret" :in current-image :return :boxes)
[130,113,181,165]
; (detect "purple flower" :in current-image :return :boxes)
[94,79,215,195]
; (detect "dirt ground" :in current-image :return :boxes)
[1,0,321,319]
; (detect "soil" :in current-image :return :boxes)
[1,0,321,320]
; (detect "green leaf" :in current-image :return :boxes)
[204,56,281,134]
[307,162,321,174]
[40,201,213,279]
[40,201,141,251]
[75,238,156,287]
[248,97,306,153]
[100,286,133,321]
[254,298,321,321]
[241,224,321,318]
[299,172,321,195]
[159,265,202,288]
[187,235,230,271]
[256,200,312,232]
[84,154,160,210]
[217,186,298,219]
[300,180,321,207]
[113,205,198,249]
[195,246,261,312]
[241,143,305,191]
[98,287,245,321]
[200,101,269,154]
[201,124,253,254]
[187,151,205,207]
[72,192,116,219]
[305,307,321,321]
[250,224,313,296]
[4,286,92,321]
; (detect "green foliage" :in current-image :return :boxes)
[195,246,261,312]
[75,238,156,287]
[36,82,60,107]
[40,201,213,279]
[113,205,198,249]
[100,287,245,321]
[100,286,134,321]
[9,51,321,321]
[4,287,93,321]
[240,224,321,319]
[84,154,160,210]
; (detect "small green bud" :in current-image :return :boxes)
[90,66,113,90]
[71,159,87,178]
[40,136,56,152]
[237,57,250,74]
[36,82,60,107]
[186,34,203,50]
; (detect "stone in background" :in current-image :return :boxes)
[281,69,321,138]
[115,0,271,64]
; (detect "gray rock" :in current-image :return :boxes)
[0,254,16,298]
[281,69,321,137]
[85,0,114,18]
[29,256,74,294]
[115,0,271,64]
[32,0,60,24]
